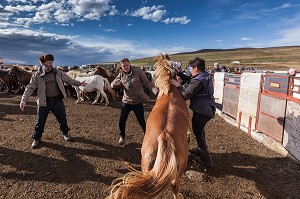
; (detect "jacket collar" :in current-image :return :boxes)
[123,66,133,76]
[38,66,57,77]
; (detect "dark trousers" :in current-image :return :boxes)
[192,112,212,151]
[32,95,70,140]
[119,102,146,138]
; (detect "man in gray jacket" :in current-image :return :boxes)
[20,53,86,148]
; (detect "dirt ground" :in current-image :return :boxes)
[1,92,300,199]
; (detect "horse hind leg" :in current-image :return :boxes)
[99,90,109,105]
[92,91,100,105]
[171,178,183,199]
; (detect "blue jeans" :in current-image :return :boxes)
[32,95,70,140]
[192,112,212,151]
[119,102,146,138]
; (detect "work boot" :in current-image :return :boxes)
[189,146,202,155]
[61,131,71,141]
[190,147,213,167]
[118,137,125,145]
[31,139,40,149]
[196,150,213,167]
[62,133,71,141]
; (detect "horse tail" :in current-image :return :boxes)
[107,131,177,199]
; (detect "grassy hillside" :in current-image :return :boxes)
[129,46,300,71]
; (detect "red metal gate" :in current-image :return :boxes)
[256,73,289,143]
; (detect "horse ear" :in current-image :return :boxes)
[156,53,163,61]
[165,54,170,61]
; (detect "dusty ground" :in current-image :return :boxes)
[1,92,300,199]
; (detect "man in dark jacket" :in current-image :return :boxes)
[171,57,216,166]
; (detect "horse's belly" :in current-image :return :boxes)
[81,85,96,92]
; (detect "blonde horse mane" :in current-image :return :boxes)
[153,54,176,98]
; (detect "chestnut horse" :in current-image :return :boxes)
[107,54,189,199]
[94,66,116,83]
[8,66,33,94]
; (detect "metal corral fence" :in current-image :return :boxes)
[214,72,300,161]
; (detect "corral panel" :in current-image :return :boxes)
[222,73,241,119]
[257,112,285,142]
[259,95,287,118]
[214,72,225,105]
[257,73,289,143]
[283,100,300,160]
[238,73,262,130]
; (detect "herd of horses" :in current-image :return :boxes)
[0,65,121,104]
[1,55,189,199]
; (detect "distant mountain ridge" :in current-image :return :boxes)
[131,46,300,71]
[172,46,300,55]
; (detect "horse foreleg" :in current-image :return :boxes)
[74,87,81,104]
[14,84,21,94]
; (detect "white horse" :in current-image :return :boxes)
[74,75,112,105]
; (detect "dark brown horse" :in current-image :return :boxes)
[0,69,19,92]
[107,54,189,199]
[8,66,33,94]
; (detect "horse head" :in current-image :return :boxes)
[95,66,116,83]
[153,54,177,98]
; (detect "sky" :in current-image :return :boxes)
[1,0,300,66]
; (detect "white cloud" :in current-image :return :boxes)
[268,26,300,46]
[7,0,28,3]
[5,5,36,12]
[54,9,74,23]
[69,0,112,20]
[3,0,117,26]
[103,29,116,32]
[162,16,191,24]
[131,5,166,22]
[262,3,291,13]
[241,37,253,41]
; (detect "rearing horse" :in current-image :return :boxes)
[107,54,189,199]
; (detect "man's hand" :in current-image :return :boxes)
[80,80,87,87]
[20,101,26,111]
[170,79,181,87]
[152,87,158,95]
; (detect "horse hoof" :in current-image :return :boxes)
[174,193,184,199]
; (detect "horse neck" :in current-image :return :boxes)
[156,75,171,98]
[13,67,31,80]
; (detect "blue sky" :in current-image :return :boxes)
[1,0,300,66]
